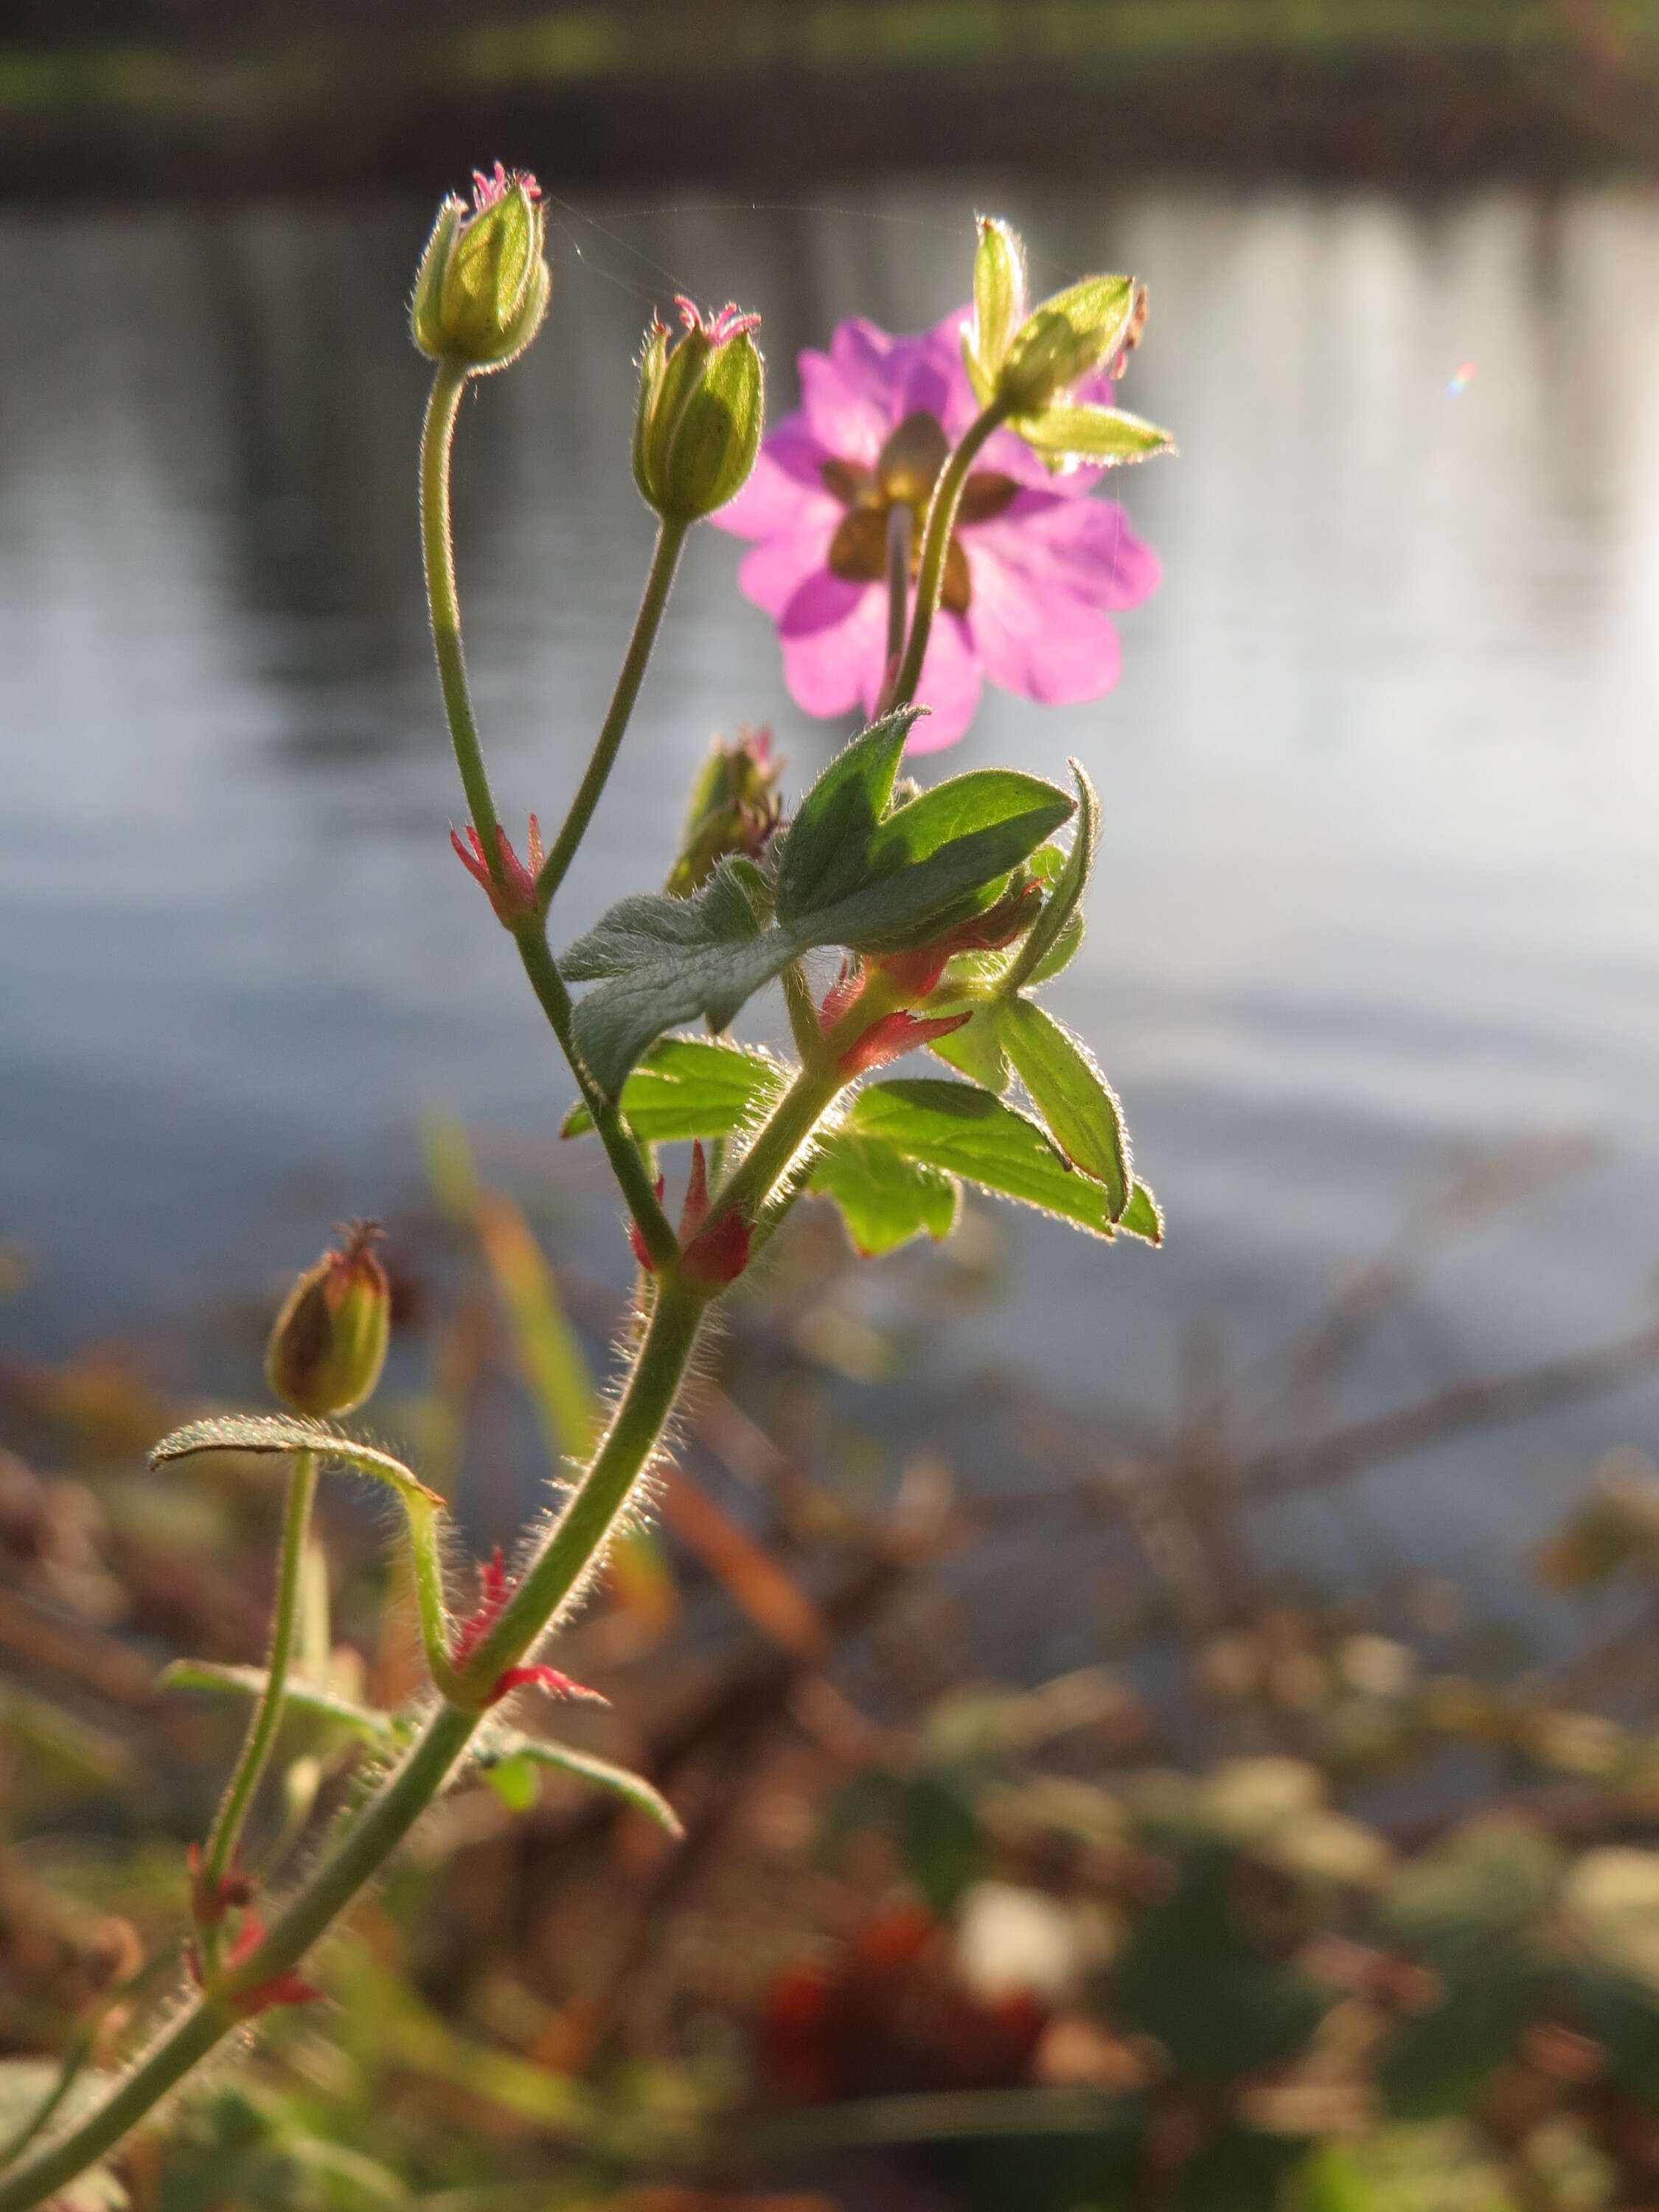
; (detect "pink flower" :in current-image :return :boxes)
[713,310,1160,751]
[470,160,540,212]
[674,294,761,344]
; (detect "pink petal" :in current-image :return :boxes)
[800,347,892,465]
[779,564,867,641]
[737,524,840,622]
[973,493,1162,611]
[967,568,1123,706]
[903,613,984,751]
[779,582,888,720]
[712,415,840,540]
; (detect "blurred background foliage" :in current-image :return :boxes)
[7,2,1659,196]
[12,1126,1659,2207]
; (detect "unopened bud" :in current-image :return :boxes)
[265,1220,391,1417]
[971,267,1138,417]
[633,297,764,524]
[666,727,783,896]
[411,163,550,375]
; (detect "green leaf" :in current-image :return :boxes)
[1119,1181,1164,1244]
[852,768,1071,933]
[563,772,1071,1095]
[774,707,919,923]
[928,1001,1012,1091]
[483,1750,540,1812]
[563,860,789,1099]
[560,1034,788,1141]
[1009,403,1174,470]
[1012,760,1098,987]
[149,1413,443,1514]
[810,1127,961,1256]
[1026,911,1084,985]
[490,1731,684,1837]
[157,1660,406,1745]
[1004,1001,1129,1217]
[843,1079,1159,1244]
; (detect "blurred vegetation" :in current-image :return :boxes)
[6,1,1659,195]
[9,1125,1659,2205]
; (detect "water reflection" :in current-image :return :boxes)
[4,180,1659,1601]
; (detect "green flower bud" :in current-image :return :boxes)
[960,214,1141,419]
[665,726,783,897]
[266,1221,391,1418]
[411,163,550,376]
[633,298,764,524]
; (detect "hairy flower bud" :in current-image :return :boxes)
[265,1221,391,1418]
[992,273,1138,415]
[633,297,764,524]
[411,163,550,375]
[665,727,783,896]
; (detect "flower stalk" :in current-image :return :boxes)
[534,515,688,911]
[419,364,678,1270]
[191,1448,317,1978]
[888,395,1012,714]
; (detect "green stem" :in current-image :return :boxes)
[421,363,506,896]
[511,922,678,1269]
[197,1449,318,1972]
[455,1274,705,1694]
[888,397,1012,713]
[419,363,676,1268]
[533,515,689,912]
[403,1498,461,1700]
[706,1054,846,1231]
[0,1282,709,2212]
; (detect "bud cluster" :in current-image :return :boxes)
[666,728,783,896]
[961,216,1168,473]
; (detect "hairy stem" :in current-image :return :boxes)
[454,1273,706,1694]
[888,398,1012,713]
[0,1282,708,2211]
[197,1448,317,1972]
[709,1054,846,1231]
[420,364,676,1267]
[534,515,689,911]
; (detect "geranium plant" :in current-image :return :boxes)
[0,181,1172,2208]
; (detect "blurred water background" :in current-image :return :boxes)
[5,177,1659,1620]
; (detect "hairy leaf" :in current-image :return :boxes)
[159,1659,406,1745]
[486,1732,684,1837]
[844,1079,1160,1243]
[810,1127,961,1256]
[1011,403,1174,468]
[563,775,1071,1094]
[149,1414,442,1512]
[1012,759,1098,987]
[773,707,919,923]
[560,1035,788,1142]
[1004,1001,1130,1216]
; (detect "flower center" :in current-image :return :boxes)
[822,409,1018,615]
